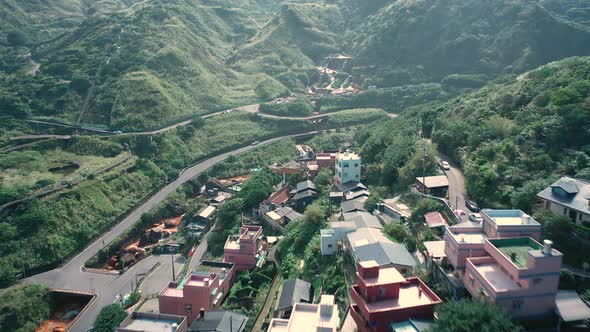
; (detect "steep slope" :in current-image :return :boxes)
[0,0,287,131]
[429,56,590,208]
[349,0,590,88]
[231,3,345,90]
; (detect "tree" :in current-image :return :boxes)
[428,299,523,332]
[6,31,28,46]
[91,304,128,332]
[509,179,552,212]
[313,168,333,188]
[0,285,53,331]
[383,223,409,242]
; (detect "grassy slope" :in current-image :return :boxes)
[231,3,344,91]
[0,0,287,131]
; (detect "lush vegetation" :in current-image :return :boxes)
[91,304,128,332]
[427,299,523,332]
[259,98,312,117]
[429,57,590,210]
[348,0,590,88]
[0,284,53,332]
[209,138,297,179]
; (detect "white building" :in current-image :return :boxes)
[320,229,336,256]
[267,295,339,332]
[335,150,361,186]
[537,177,590,225]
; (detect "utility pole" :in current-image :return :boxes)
[171,252,175,281]
[422,142,428,195]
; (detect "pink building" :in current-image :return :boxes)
[349,261,442,332]
[464,237,562,318]
[444,209,541,277]
[158,261,236,323]
[224,225,265,271]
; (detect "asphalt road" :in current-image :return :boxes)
[22,132,317,332]
[438,152,469,222]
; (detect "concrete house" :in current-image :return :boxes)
[464,238,562,318]
[336,150,361,187]
[537,176,590,225]
[415,176,448,197]
[349,261,442,332]
[444,209,541,277]
[224,225,265,271]
[267,295,339,332]
[158,261,236,323]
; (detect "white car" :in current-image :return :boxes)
[251,141,259,146]
[441,161,451,170]
[469,213,483,223]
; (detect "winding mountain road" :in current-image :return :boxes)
[21,102,397,140]
[22,131,319,332]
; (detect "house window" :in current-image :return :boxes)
[469,274,475,286]
[545,201,551,209]
[378,287,387,298]
[344,162,349,168]
[563,208,567,215]
[327,244,333,248]
[355,174,359,178]
[533,277,543,285]
[512,299,523,310]
[354,163,359,167]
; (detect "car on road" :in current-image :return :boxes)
[465,200,480,212]
[113,130,123,134]
[469,213,483,223]
[440,160,451,170]
[454,209,467,217]
[251,140,259,146]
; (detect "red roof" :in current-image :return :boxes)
[265,188,291,205]
[424,211,447,228]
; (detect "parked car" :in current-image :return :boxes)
[454,209,467,217]
[251,140,259,146]
[469,213,483,223]
[440,160,451,170]
[465,200,480,212]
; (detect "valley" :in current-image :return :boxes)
[0,1,590,332]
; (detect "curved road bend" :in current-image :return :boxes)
[23,132,318,332]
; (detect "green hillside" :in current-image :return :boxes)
[0,0,287,131]
[231,3,345,91]
[348,0,590,88]
[431,56,590,208]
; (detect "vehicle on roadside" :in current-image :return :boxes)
[113,130,123,134]
[469,213,483,223]
[466,200,480,212]
[454,209,467,217]
[251,140,259,146]
[440,160,451,170]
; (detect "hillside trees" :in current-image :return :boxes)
[428,299,523,332]
[0,285,53,332]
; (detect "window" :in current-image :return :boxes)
[469,274,475,286]
[400,269,407,274]
[327,244,332,248]
[355,174,359,178]
[354,163,359,167]
[378,287,387,298]
[545,201,551,209]
[344,162,349,168]
[563,208,567,215]
[512,299,523,310]
[533,277,543,285]
[344,172,348,177]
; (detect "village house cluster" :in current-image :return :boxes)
[115,143,590,332]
